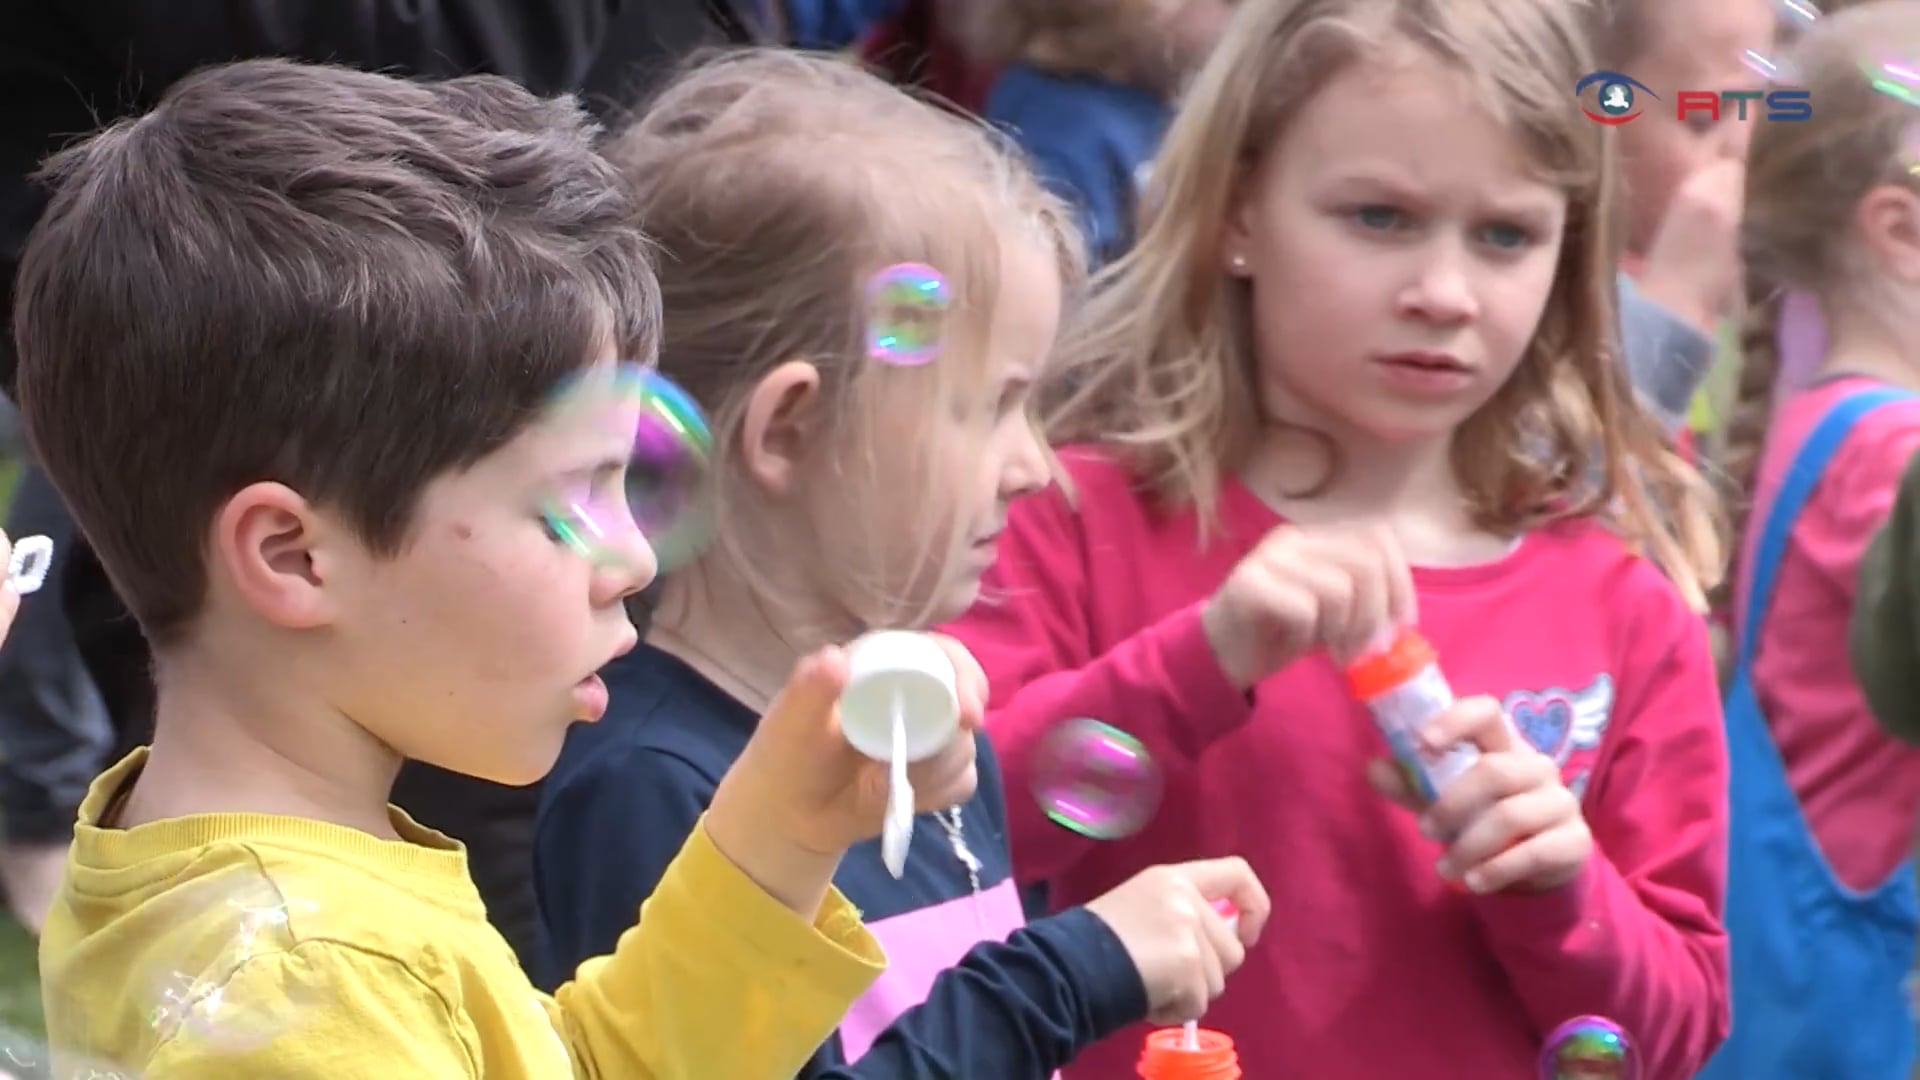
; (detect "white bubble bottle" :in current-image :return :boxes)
[1344,630,1477,804]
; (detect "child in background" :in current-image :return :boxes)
[13,58,982,1079]
[943,0,1732,1075]
[1703,6,1920,1076]
[964,0,1739,440]
[534,50,1269,1078]
[958,0,1233,268]
[1591,0,1778,452]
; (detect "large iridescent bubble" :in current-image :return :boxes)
[1030,717,1163,840]
[539,364,714,574]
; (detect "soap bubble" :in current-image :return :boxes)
[539,364,714,574]
[865,263,951,366]
[0,1025,137,1079]
[40,871,330,1065]
[1776,0,1819,27]
[1539,1016,1636,1080]
[1031,718,1162,840]
[142,887,327,1055]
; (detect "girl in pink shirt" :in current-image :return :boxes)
[942,0,1733,1076]
[1704,6,1920,1077]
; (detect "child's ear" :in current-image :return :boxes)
[209,481,340,630]
[1220,164,1263,278]
[739,360,824,496]
[1857,183,1920,283]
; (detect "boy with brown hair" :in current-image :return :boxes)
[14,56,978,1078]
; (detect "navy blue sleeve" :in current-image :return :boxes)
[801,740,1148,1077]
[984,73,1148,271]
[530,738,715,991]
[780,0,909,50]
[1020,133,1134,272]
[807,907,1147,1078]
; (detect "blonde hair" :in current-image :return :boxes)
[605,48,1082,633]
[952,0,1203,94]
[1043,0,1725,610]
[1727,1,1920,552]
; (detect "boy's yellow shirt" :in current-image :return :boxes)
[39,750,885,1078]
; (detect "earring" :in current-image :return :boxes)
[1229,254,1249,273]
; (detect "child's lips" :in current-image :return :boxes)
[573,673,610,722]
[572,632,636,721]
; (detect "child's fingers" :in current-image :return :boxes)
[906,730,978,813]
[768,645,851,738]
[1436,784,1575,880]
[929,633,988,732]
[1418,749,1557,841]
[1453,818,1593,894]
[1196,891,1248,968]
[1175,855,1269,944]
[1323,543,1388,658]
[1378,527,1418,631]
[0,583,19,647]
[1418,695,1519,754]
[1366,758,1425,812]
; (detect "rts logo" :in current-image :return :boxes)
[1574,70,1811,125]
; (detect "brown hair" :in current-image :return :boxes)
[1043,0,1725,609]
[1727,1,1920,551]
[953,0,1210,95]
[604,48,1081,633]
[13,58,659,648]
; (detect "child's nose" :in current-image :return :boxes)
[594,531,658,603]
[1399,256,1479,324]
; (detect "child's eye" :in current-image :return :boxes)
[1352,205,1405,231]
[1479,222,1536,250]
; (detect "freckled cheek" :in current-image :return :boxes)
[432,529,583,617]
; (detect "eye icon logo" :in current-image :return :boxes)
[1575,71,1658,125]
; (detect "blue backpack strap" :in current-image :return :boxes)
[1738,386,1915,667]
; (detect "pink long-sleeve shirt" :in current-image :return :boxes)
[945,448,1731,1080]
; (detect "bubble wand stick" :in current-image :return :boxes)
[1182,899,1241,1050]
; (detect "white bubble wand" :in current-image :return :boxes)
[7,535,53,594]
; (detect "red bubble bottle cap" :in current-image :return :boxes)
[1137,1026,1242,1080]
[1345,630,1437,700]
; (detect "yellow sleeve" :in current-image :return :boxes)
[140,942,481,1078]
[548,816,886,1080]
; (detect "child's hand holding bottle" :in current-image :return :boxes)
[705,645,983,917]
[1367,695,1593,894]
[1083,857,1270,1025]
[1201,522,1417,689]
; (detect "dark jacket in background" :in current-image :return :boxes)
[1853,447,1920,743]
